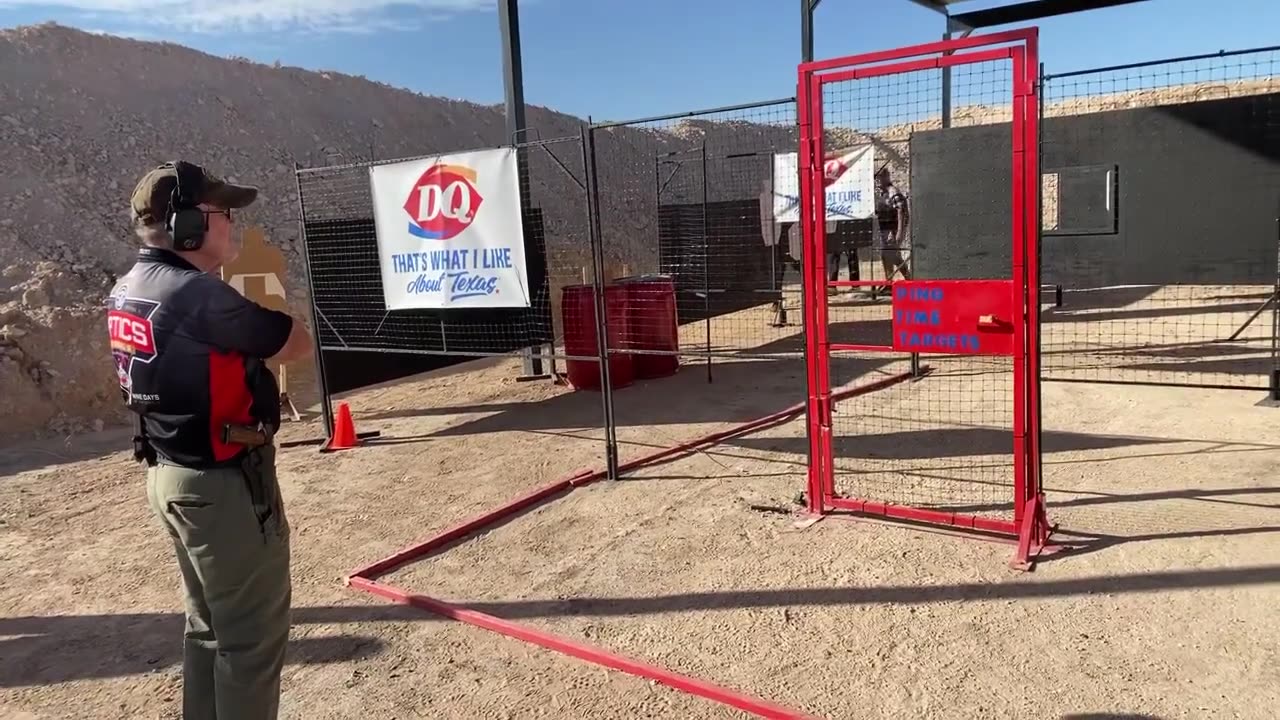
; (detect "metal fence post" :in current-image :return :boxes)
[293,163,335,439]
[700,141,713,383]
[581,125,620,479]
[1272,210,1280,401]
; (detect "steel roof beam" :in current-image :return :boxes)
[906,0,951,14]
[951,0,1151,29]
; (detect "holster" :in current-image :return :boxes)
[132,435,157,466]
[132,413,156,467]
[229,417,273,523]
[240,445,275,531]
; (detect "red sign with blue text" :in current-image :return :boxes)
[891,280,1016,356]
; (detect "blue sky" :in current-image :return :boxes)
[1,0,1277,121]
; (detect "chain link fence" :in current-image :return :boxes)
[1039,47,1280,395]
[583,99,813,469]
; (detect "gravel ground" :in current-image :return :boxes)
[2,348,1277,719]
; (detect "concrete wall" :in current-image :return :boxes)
[908,92,1280,286]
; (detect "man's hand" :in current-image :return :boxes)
[269,316,314,365]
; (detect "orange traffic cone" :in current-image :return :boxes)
[325,402,359,451]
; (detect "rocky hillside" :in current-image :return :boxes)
[0,23,550,438]
[0,22,798,440]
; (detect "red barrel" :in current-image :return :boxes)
[618,274,680,379]
[561,284,634,391]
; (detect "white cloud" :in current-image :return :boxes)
[1,0,493,34]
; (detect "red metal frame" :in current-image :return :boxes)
[816,46,1017,84]
[801,28,1043,73]
[345,372,916,720]
[797,29,1055,568]
[827,280,890,288]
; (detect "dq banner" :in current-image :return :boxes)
[370,147,530,310]
[772,145,876,223]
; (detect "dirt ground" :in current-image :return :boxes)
[3,290,1279,719]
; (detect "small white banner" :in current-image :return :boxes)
[370,147,530,310]
[772,145,876,223]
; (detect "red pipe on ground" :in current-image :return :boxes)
[348,575,819,719]
[344,369,918,719]
[827,496,1018,536]
[348,468,601,579]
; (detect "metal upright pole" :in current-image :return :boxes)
[292,164,334,440]
[1272,210,1280,401]
[800,0,816,507]
[798,0,815,334]
[941,27,953,128]
[582,126,620,479]
[770,158,786,326]
[654,155,661,270]
[500,0,549,380]
[701,142,712,383]
[801,0,815,63]
[941,16,974,130]
[499,0,527,201]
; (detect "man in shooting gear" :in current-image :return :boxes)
[107,161,313,719]
[874,163,912,287]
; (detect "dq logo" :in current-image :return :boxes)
[823,157,849,188]
[402,163,485,240]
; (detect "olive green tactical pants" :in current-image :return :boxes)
[146,444,291,720]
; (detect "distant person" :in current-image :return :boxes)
[874,164,912,289]
[106,161,312,720]
[827,225,859,292]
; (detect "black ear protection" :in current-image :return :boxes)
[165,161,207,251]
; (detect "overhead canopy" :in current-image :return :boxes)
[801,0,1151,65]
[904,0,1151,30]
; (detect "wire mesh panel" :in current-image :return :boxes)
[584,100,811,471]
[589,100,802,363]
[1039,47,1280,394]
[296,134,599,361]
[830,354,1016,518]
[800,32,1049,560]
[819,53,1022,525]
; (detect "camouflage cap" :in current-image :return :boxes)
[130,161,258,227]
